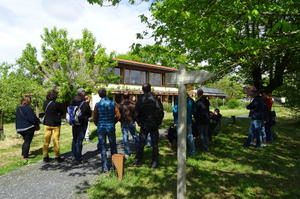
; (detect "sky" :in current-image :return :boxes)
[0,0,153,64]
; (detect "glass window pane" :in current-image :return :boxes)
[125,69,130,84]
[150,72,162,86]
[141,71,146,84]
[131,70,141,84]
[114,68,120,76]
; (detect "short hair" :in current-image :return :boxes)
[77,88,85,96]
[98,88,106,98]
[46,89,58,101]
[142,83,151,93]
[197,88,203,97]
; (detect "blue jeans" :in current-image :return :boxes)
[245,120,263,147]
[187,124,196,155]
[97,131,118,172]
[72,124,87,161]
[121,122,139,155]
[197,124,209,150]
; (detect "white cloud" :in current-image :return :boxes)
[0,0,153,63]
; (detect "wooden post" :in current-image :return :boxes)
[166,67,214,199]
[177,66,187,199]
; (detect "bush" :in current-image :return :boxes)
[163,103,173,112]
[210,98,224,108]
[227,99,240,109]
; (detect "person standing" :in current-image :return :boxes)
[134,83,164,168]
[243,87,266,148]
[70,88,92,164]
[173,95,196,155]
[42,89,64,163]
[119,93,139,158]
[93,88,121,173]
[194,88,210,151]
[16,96,40,160]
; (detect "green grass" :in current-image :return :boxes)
[0,121,123,175]
[88,109,300,199]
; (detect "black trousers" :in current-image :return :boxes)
[136,127,159,162]
[19,128,35,158]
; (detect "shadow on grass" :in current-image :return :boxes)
[88,118,300,199]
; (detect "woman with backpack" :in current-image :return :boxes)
[15,95,40,160]
[42,89,64,163]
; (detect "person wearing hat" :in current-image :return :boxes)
[70,88,92,164]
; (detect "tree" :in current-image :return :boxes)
[87,0,300,95]
[0,62,45,123]
[17,27,117,102]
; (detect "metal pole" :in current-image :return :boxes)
[177,66,187,199]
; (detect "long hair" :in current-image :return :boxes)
[21,96,31,106]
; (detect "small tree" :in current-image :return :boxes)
[17,27,118,103]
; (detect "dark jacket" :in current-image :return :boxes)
[135,92,164,130]
[70,96,92,125]
[119,100,136,124]
[16,105,40,133]
[194,96,210,125]
[43,100,64,126]
[247,96,266,120]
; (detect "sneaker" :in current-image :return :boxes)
[43,156,50,163]
[56,157,64,163]
[261,143,267,147]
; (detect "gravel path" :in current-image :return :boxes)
[0,129,168,199]
[0,140,124,199]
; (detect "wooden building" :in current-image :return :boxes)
[91,59,226,106]
[109,58,179,104]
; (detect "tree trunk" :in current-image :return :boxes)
[0,111,4,140]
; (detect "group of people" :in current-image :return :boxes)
[170,89,222,154]
[243,86,275,148]
[15,83,165,172]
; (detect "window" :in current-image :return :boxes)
[114,68,120,76]
[150,72,162,86]
[131,70,141,84]
[124,69,147,85]
[125,69,130,84]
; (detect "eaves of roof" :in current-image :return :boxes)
[113,58,178,72]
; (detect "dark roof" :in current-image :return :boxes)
[199,87,226,97]
[113,58,178,72]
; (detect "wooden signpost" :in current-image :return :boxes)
[166,66,214,199]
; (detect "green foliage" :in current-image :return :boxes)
[0,63,45,122]
[17,27,117,102]
[162,102,172,113]
[209,98,224,109]
[87,0,300,106]
[227,99,240,109]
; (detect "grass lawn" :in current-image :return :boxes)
[88,108,300,199]
[0,121,123,175]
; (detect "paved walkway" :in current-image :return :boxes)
[0,129,168,199]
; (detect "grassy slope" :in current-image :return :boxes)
[88,109,300,199]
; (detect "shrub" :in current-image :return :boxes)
[227,99,240,109]
[163,103,173,112]
[210,98,224,108]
